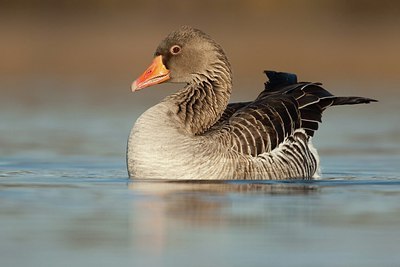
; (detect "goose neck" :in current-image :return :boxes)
[168,68,232,135]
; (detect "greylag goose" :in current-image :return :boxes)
[127,26,376,180]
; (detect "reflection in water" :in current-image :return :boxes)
[125,179,400,266]
[129,181,319,196]
[1,161,400,266]
[128,181,318,262]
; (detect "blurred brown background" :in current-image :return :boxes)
[1,0,399,106]
[0,0,400,158]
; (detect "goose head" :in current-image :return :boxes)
[131,26,231,92]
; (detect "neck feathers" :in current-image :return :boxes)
[168,64,232,135]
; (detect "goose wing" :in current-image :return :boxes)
[208,71,376,157]
[214,101,252,126]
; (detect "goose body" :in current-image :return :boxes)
[127,26,376,180]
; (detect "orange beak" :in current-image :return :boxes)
[131,55,170,92]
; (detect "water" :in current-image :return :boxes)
[1,99,400,267]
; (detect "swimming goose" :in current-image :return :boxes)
[127,26,376,180]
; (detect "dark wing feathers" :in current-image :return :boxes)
[215,101,252,126]
[209,71,377,157]
[300,108,322,123]
[297,95,321,108]
[332,96,377,106]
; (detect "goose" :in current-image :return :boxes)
[127,26,376,180]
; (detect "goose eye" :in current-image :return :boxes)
[170,45,181,55]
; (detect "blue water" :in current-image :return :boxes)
[1,98,400,267]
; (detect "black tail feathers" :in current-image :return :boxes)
[332,96,378,106]
[263,70,378,106]
[264,71,298,90]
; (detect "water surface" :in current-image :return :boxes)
[1,99,400,267]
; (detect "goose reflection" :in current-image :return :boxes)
[127,181,318,259]
[129,181,318,197]
[128,181,319,224]
[128,181,319,258]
